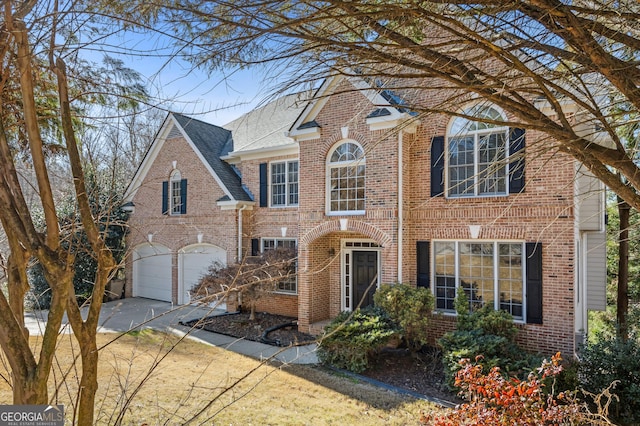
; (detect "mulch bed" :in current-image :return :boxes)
[361,346,458,403]
[182,311,316,347]
[183,311,458,403]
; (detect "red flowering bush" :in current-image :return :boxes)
[424,353,601,425]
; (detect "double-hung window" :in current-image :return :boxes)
[433,241,524,321]
[447,105,509,197]
[271,161,298,207]
[262,238,297,294]
[327,141,365,214]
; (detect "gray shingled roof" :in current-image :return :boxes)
[223,92,309,152]
[172,113,253,202]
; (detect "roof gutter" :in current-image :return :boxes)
[221,143,299,164]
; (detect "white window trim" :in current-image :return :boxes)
[169,169,182,216]
[432,239,526,322]
[326,140,366,216]
[340,239,382,311]
[261,237,298,295]
[269,160,299,208]
[445,104,510,199]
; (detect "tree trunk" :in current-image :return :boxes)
[6,246,31,337]
[75,333,99,424]
[617,196,630,342]
[249,302,256,321]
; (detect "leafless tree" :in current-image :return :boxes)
[119,0,640,337]
[126,0,640,209]
[0,1,148,422]
[192,248,297,321]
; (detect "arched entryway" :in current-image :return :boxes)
[298,219,392,333]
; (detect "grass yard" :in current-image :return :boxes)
[0,331,444,425]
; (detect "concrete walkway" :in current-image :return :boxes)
[24,298,318,365]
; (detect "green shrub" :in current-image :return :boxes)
[579,335,640,424]
[28,172,128,310]
[438,290,540,388]
[373,283,434,352]
[318,307,400,373]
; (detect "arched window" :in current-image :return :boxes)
[170,169,183,215]
[327,141,365,214]
[447,105,509,197]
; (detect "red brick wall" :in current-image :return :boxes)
[400,113,577,356]
[254,293,298,318]
[293,81,577,356]
[125,134,241,303]
[127,81,581,357]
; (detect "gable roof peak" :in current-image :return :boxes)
[124,111,252,204]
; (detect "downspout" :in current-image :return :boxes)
[397,131,403,283]
[238,204,248,261]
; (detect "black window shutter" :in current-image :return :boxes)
[162,181,168,215]
[180,179,188,214]
[430,136,445,197]
[509,128,526,194]
[251,238,260,257]
[259,163,268,207]
[526,242,543,324]
[416,241,431,288]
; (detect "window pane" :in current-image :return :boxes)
[262,239,297,293]
[330,142,364,162]
[459,243,494,310]
[478,133,507,195]
[447,105,509,198]
[271,163,286,206]
[270,161,299,207]
[434,242,456,312]
[434,240,525,320]
[498,243,524,319]
[171,180,181,214]
[448,137,475,196]
[329,164,365,212]
[288,161,299,205]
[328,143,365,212]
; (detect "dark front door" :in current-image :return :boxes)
[353,251,378,309]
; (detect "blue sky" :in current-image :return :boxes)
[94,28,271,126]
[130,56,267,126]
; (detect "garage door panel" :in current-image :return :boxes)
[179,244,226,305]
[134,244,172,302]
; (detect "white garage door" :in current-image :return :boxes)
[133,244,172,302]
[179,244,227,305]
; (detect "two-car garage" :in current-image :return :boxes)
[132,243,226,304]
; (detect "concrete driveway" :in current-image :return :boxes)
[24,297,318,364]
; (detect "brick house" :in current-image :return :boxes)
[123,75,606,356]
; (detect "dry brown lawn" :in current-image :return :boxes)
[0,331,444,425]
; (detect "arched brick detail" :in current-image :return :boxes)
[131,234,175,253]
[322,130,370,157]
[300,219,392,249]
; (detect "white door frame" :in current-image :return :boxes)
[340,239,382,311]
